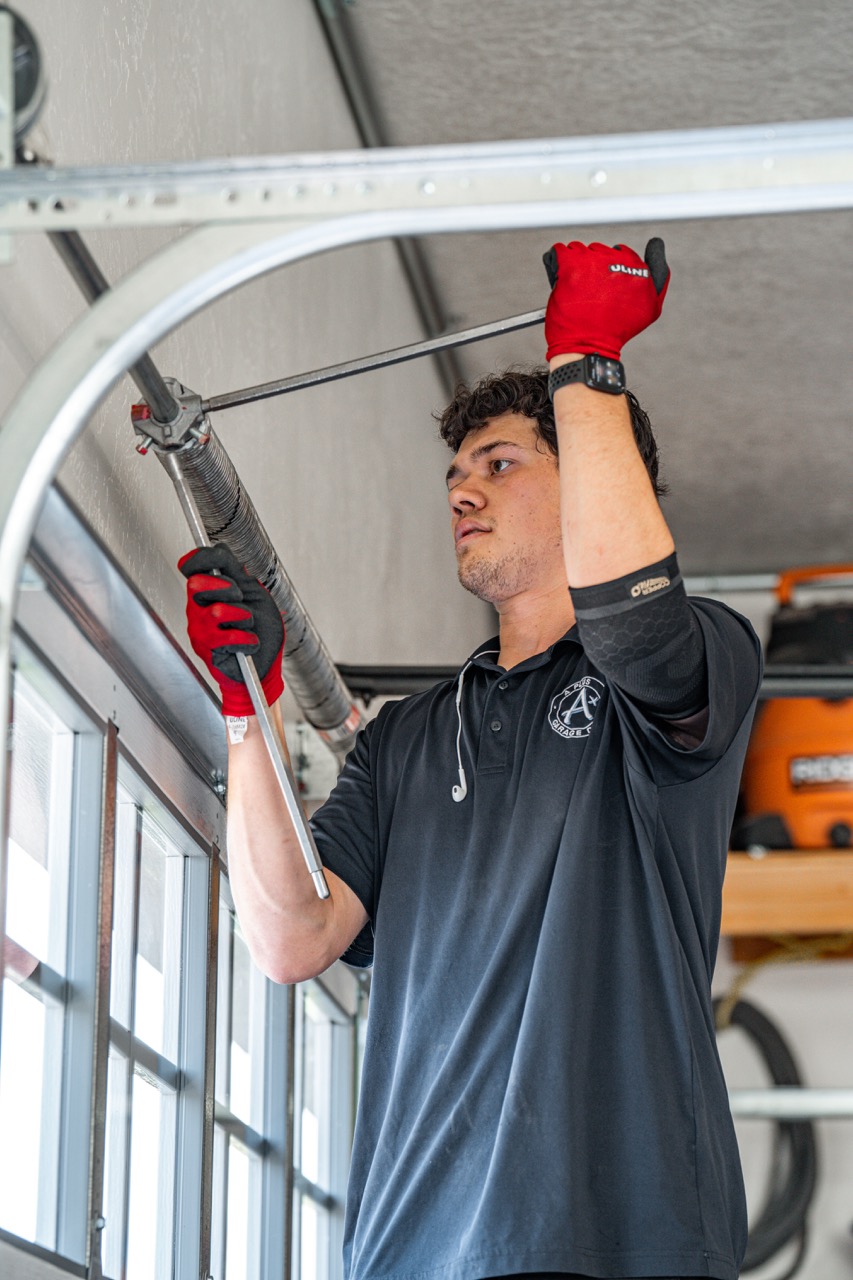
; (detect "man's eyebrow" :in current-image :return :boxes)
[445,439,526,487]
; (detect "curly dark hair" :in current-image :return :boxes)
[435,367,667,498]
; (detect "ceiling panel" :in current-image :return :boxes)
[346,0,852,144]
[337,0,853,574]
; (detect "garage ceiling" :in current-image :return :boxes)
[325,0,853,576]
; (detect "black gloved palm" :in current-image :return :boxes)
[179,543,285,716]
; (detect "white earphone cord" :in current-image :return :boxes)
[452,650,499,803]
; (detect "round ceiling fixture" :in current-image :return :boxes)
[1,5,47,145]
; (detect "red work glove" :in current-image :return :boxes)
[179,544,285,717]
[542,238,670,361]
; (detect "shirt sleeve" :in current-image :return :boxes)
[570,552,708,718]
[607,598,763,784]
[310,716,380,968]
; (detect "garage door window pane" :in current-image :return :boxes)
[101,1043,130,1279]
[6,679,73,969]
[0,667,81,1254]
[134,818,183,1060]
[0,981,47,1240]
[125,1071,176,1280]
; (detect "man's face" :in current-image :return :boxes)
[446,413,563,605]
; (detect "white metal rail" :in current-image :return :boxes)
[729,1088,853,1119]
[1,118,853,231]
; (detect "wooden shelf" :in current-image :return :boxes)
[722,851,853,935]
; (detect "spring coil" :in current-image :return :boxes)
[167,430,361,759]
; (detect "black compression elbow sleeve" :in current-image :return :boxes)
[570,552,707,718]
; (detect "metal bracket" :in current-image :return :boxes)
[130,377,209,453]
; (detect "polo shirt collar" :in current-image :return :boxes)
[465,624,581,675]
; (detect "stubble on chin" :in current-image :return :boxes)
[456,546,540,604]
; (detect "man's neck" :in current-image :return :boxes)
[495,581,575,670]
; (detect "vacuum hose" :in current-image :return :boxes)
[714,997,818,1275]
[164,431,362,760]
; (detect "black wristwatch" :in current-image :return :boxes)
[548,354,626,399]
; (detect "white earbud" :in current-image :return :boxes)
[452,767,468,803]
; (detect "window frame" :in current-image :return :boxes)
[292,975,359,1280]
[1,486,364,1280]
[1,643,105,1265]
[3,507,227,1278]
[211,873,291,1280]
[100,754,217,1280]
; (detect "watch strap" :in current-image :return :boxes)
[548,360,588,399]
[548,354,625,399]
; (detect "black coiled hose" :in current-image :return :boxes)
[714,997,818,1274]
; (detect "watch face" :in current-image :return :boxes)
[588,355,625,392]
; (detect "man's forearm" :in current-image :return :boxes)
[225,702,359,984]
[552,354,674,589]
[179,545,365,980]
[553,355,707,718]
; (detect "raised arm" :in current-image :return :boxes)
[179,544,367,983]
[543,239,707,722]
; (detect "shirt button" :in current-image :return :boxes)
[498,681,508,690]
[490,719,502,732]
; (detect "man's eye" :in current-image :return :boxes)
[491,459,512,474]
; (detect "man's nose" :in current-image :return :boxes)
[449,476,486,515]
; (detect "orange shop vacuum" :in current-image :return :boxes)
[735,564,853,851]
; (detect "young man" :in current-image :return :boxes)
[181,240,762,1280]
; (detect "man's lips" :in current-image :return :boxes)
[454,521,491,547]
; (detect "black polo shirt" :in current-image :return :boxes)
[311,598,762,1280]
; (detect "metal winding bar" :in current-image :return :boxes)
[202,308,545,414]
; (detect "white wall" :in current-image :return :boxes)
[0,0,492,674]
[713,944,853,1280]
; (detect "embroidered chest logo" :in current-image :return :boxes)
[548,676,604,739]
